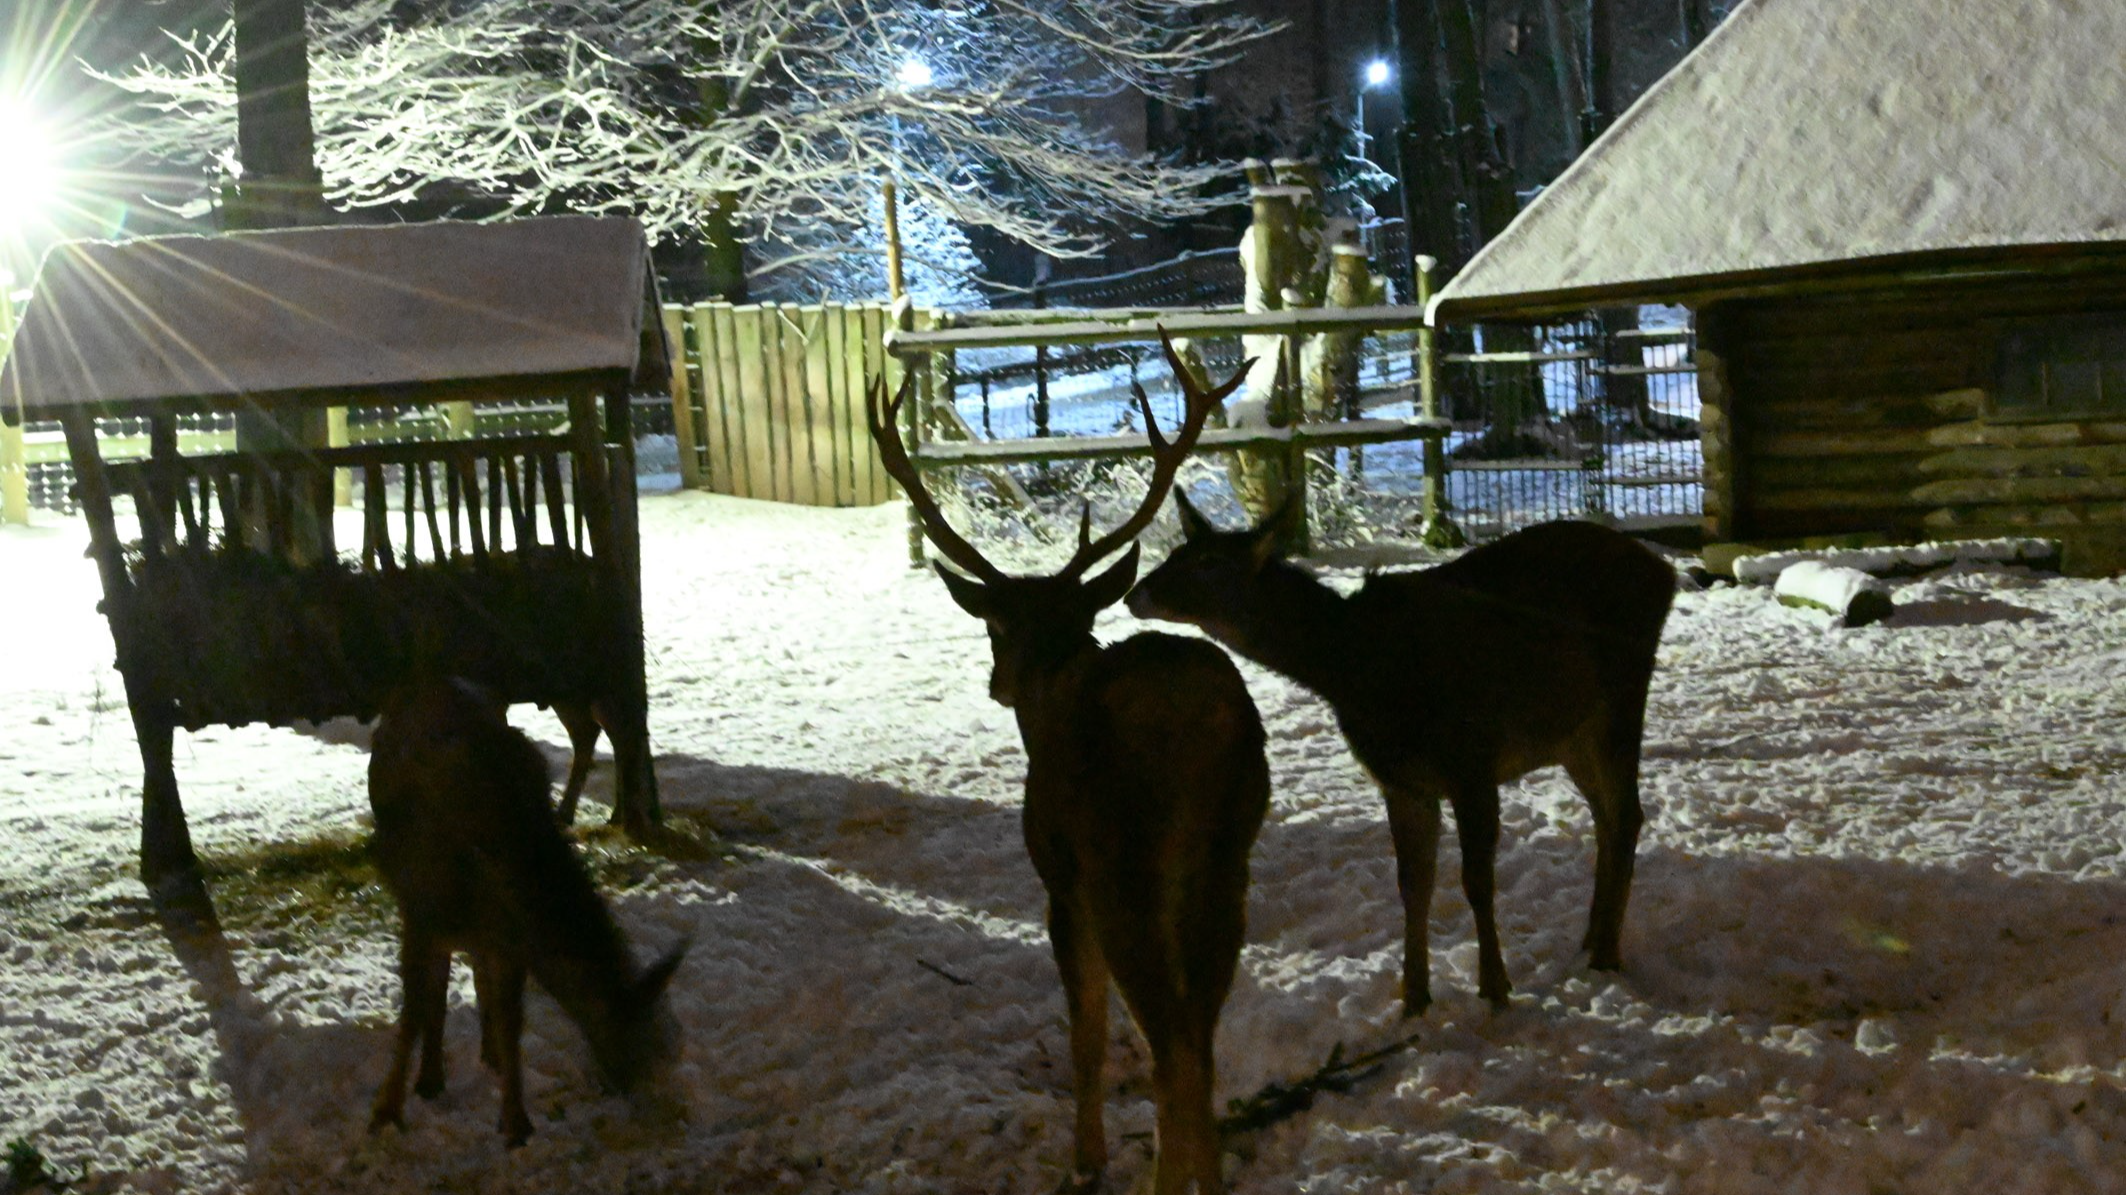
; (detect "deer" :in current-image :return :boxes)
[867,337,1268,1195]
[1128,500,1674,1017]
[366,676,686,1146]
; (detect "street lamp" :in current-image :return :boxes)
[895,57,934,91]
[0,99,58,233]
[1355,59,1392,166]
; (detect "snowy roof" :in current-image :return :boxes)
[2,216,667,419]
[1431,0,2126,320]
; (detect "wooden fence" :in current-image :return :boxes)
[662,301,910,505]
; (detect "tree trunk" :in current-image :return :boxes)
[228,0,330,560]
[1390,0,1464,276]
[1583,0,1647,428]
[1435,0,1520,252]
[226,0,324,229]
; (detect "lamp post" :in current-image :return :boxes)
[1356,58,1391,167]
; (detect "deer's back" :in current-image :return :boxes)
[368,681,626,965]
[1025,633,1268,892]
[1422,520,1675,653]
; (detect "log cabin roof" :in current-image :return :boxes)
[1430,0,2126,321]
[1,216,668,420]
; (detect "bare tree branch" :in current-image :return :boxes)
[94,0,1280,285]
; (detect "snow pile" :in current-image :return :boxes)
[1732,537,2060,584]
[1772,561,1895,627]
[4,494,2126,1193]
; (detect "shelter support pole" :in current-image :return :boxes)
[571,387,661,836]
[59,410,204,897]
[329,407,350,506]
[2,287,25,526]
[1415,255,1465,549]
[1695,303,1739,542]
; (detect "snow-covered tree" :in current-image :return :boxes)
[97,0,1275,298]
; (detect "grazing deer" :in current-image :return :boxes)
[867,338,1268,1195]
[366,677,685,1146]
[1129,502,1674,1016]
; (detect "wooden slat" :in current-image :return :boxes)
[733,306,776,502]
[816,302,851,505]
[800,306,838,505]
[840,304,873,504]
[863,304,893,502]
[691,303,725,494]
[662,304,704,490]
[710,303,745,496]
[419,461,443,559]
[540,452,569,547]
[774,305,813,504]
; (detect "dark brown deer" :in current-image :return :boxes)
[366,677,686,1146]
[1129,501,1674,1016]
[867,339,1268,1195]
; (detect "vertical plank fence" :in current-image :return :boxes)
[664,300,907,505]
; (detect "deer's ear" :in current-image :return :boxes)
[1082,543,1141,612]
[1173,488,1214,541]
[935,563,992,618]
[1249,498,1295,571]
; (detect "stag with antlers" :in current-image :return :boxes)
[868,337,1267,1195]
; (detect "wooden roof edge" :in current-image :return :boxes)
[1,366,644,427]
[1428,240,2126,324]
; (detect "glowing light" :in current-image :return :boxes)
[1364,60,1392,89]
[895,58,934,90]
[0,100,59,229]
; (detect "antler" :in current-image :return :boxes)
[865,373,1008,584]
[1056,328,1249,579]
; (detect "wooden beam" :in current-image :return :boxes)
[908,418,1449,468]
[886,305,1432,355]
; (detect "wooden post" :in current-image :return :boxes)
[1696,302,1739,542]
[1415,255,1465,549]
[60,410,203,893]
[883,180,907,304]
[1276,334,1311,556]
[328,406,351,506]
[1,282,26,526]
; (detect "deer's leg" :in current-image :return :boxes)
[552,702,602,826]
[372,932,446,1132]
[474,952,533,1147]
[1148,1019,1222,1195]
[1566,725,1645,973]
[1382,787,1442,1017]
[1446,780,1511,1008]
[1048,892,1111,1189]
[411,943,452,1101]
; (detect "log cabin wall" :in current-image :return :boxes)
[1702,270,2126,575]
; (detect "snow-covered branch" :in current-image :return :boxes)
[94,0,1279,289]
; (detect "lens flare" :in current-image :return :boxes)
[0,100,60,229]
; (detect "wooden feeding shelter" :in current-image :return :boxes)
[1430,0,2126,575]
[0,216,671,888]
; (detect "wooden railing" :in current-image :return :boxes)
[102,434,606,570]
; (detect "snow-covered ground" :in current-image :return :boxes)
[4,491,2126,1194]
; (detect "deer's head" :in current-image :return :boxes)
[867,332,1245,708]
[1127,490,1294,631]
[581,940,689,1094]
